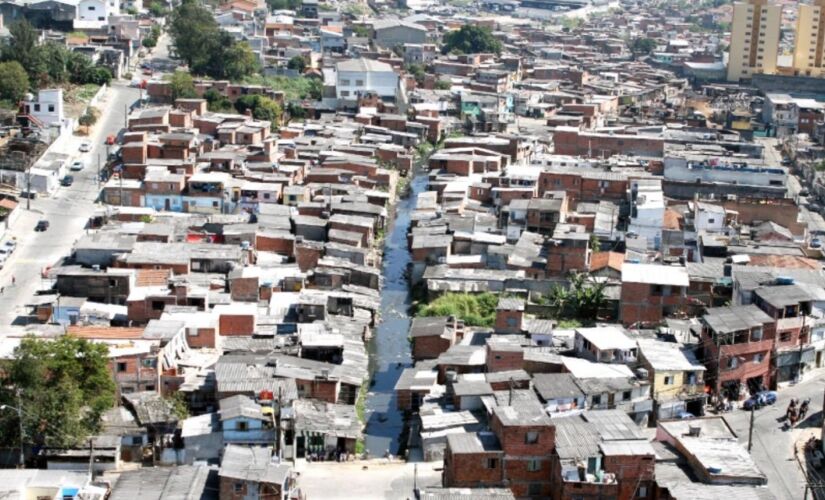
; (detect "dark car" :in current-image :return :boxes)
[61,175,74,186]
[35,220,49,232]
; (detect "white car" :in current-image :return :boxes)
[79,141,92,153]
[70,160,85,171]
[2,240,16,253]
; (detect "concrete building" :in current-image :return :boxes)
[793,0,825,77]
[335,58,399,105]
[727,0,781,81]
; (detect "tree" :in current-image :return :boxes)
[66,52,94,84]
[78,107,99,133]
[406,63,425,85]
[0,61,29,103]
[0,336,116,449]
[441,25,502,55]
[629,37,657,56]
[34,42,70,84]
[169,70,197,100]
[287,102,307,120]
[147,1,169,17]
[203,88,233,112]
[223,41,259,81]
[168,0,219,68]
[546,273,607,322]
[5,20,39,72]
[234,95,282,129]
[287,55,306,73]
[434,79,452,90]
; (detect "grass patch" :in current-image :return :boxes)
[76,84,101,102]
[241,74,322,102]
[556,319,583,329]
[416,292,498,327]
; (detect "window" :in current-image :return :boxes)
[116,362,127,372]
[664,375,674,385]
[485,458,499,469]
[527,459,541,472]
[752,328,763,341]
[233,482,243,493]
[592,394,601,405]
[525,431,539,444]
[753,353,764,363]
[263,193,270,200]
[780,331,792,342]
[145,384,155,391]
[707,218,715,224]
[151,301,165,311]
[638,485,648,498]
[341,90,350,97]
[528,483,542,496]
[340,79,350,86]
[34,104,40,112]
[48,105,54,112]
[727,356,739,369]
[88,5,96,9]
[237,421,248,431]
[622,390,632,401]
[355,80,364,86]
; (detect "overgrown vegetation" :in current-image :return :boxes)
[416,292,499,327]
[542,273,607,324]
[0,336,116,448]
[442,25,502,55]
[1,20,112,89]
[242,74,322,101]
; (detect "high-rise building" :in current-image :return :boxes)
[793,0,825,76]
[727,0,782,81]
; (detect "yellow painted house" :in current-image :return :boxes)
[637,338,707,420]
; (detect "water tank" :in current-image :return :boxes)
[776,276,795,285]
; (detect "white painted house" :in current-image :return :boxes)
[335,58,398,105]
[76,0,120,29]
[21,89,66,130]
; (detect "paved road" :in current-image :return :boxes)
[0,83,139,328]
[296,459,442,499]
[724,373,825,500]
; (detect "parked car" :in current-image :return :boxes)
[3,240,17,253]
[61,175,74,187]
[35,220,49,231]
[105,135,117,145]
[79,141,91,152]
[811,238,822,248]
[19,191,36,200]
[743,391,777,410]
[70,160,84,171]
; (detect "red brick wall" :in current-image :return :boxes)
[187,327,216,349]
[413,336,452,361]
[495,309,523,334]
[486,349,524,373]
[444,449,504,487]
[219,314,255,336]
[255,234,295,255]
[230,277,259,302]
[491,416,554,456]
[294,244,322,272]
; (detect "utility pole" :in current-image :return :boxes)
[25,167,31,211]
[747,405,755,452]
[16,390,23,469]
[88,437,95,478]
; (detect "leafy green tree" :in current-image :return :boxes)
[168,0,219,68]
[148,1,169,16]
[78,107,99,132]
[0,336,116,448]
[203,88,233,112]
[441,25,502,55]
[629,37,657,55]
[4,20,39,72]
[406,63,425,85]
[417,292,499,327]
[287,101,307,120]
[66,52,94,83]
[235,95,282,129]
[169,70,197,100]
[223,41,259,81]
[0,61,30,102]
[547,273,607,322]
[34,42,70,84]
[287,55,306,73]
[434,79,452,90]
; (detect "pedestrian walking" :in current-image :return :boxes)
[12,276,15,286]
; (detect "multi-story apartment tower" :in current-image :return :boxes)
[727,0,782,81]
